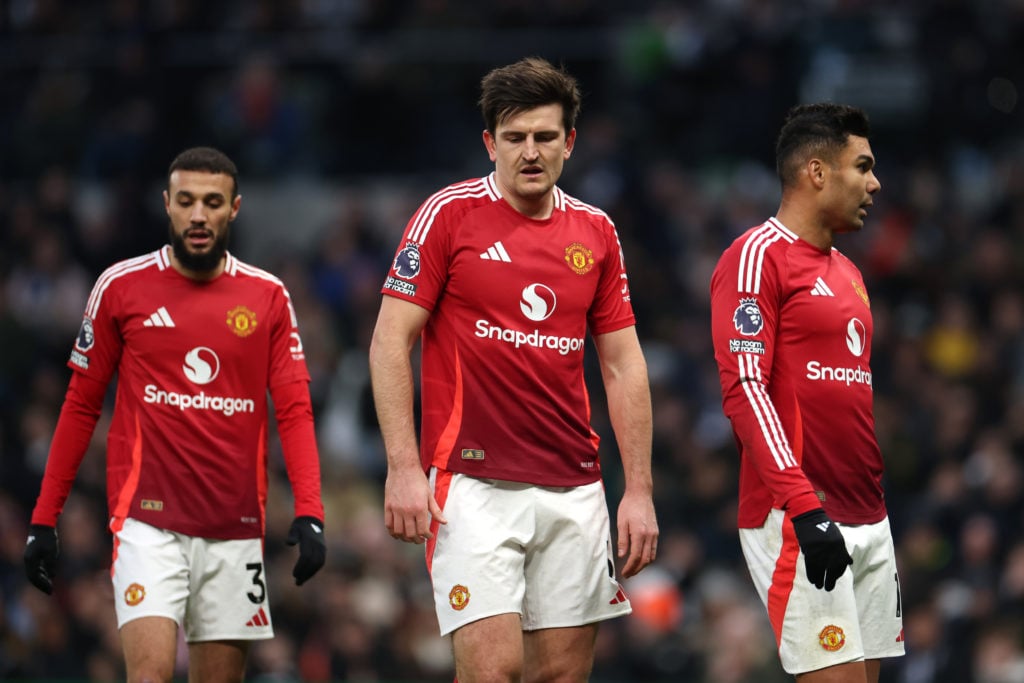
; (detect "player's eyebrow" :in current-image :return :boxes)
[175,190,227,201]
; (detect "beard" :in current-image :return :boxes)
[169,223,230,273]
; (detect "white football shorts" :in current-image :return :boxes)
[426,469,632,636]
[110,517,273,642]
[739,509,905,674]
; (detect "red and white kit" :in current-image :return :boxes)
[382,173,636,486]
[382,173,637,631]
[32,246,323,540]
[711,217,885,528]
[711,218,903,673]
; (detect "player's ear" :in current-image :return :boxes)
[230,194,241,221]
[563,128,576,159]
[807,158,827,190]
[483,129,497,162]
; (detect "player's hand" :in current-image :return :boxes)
[384,466,446,544]
[24,524,59,595]
[792,509,852,591]
[616,489,658,578]
[286,516,326,586]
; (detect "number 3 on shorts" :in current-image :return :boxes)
[246,562,266,604]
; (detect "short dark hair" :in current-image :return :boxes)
[478,57,582,135]
[775,103,871,187]
[168,146,239,198]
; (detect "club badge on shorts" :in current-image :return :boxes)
[124,583,146,606]
[449,584,470,611]
[818,624,846,651]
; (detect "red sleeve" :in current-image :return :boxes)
[270,379,324,521]
[31,372,107,526]
[587,219,636,335]
[380,184,457,310]
[710,240,820,520]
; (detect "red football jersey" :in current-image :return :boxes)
[711,218,887,527]
[381,174,636,485]
[60,246,313,539]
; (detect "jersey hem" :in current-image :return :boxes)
[433,465,603,488]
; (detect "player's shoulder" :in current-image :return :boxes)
[712,219,800,296]
[720,218,798,263]
[84,248,171,316]
[421,175,499,214]
[93,248,168,287]
[557,186,615,228]
[731,218,797,252]
[406,175,500,241]
[224,253,287,290]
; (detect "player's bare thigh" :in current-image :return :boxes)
[523,623,598,683]
[452,613,524,682]
[451,613,599,683]
[121,615,178,683]
[121,616,249,683]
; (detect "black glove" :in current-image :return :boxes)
[24,524,59,595]
[286,516,326,586]
[792,509,852,591]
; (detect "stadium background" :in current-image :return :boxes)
[1,1,1023,681]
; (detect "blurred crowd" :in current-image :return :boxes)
[2,0,1024,681]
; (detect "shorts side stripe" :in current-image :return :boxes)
[767,515,799,646]
[425,469,454,573]
[109,516,126,578]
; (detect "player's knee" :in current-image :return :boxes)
[523,660,594,683]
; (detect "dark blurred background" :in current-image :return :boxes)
[1,1,1023,681]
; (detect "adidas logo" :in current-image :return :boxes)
[246,607,270,627]
[810,277,834,297]
[479,241,511,262]
[816,521,831,533]
[143,306,175,327]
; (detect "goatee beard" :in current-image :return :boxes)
[169,224,229,273]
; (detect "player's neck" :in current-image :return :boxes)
[775,204,833,253]
[505,193,554,220]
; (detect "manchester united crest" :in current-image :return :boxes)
[125,583,146,606]
[226,305,258,338]
[564,242,595,275]
[449,584,470,611]
[818,624,846,651]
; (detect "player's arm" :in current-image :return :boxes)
[593,325,658,578]
[710,252,848,590]
[31,372,106,525]
[25,371,107,593]
[368,295,445,544]
[270,379,324,520]
[271,378,327,586]
[709,254,821,517]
